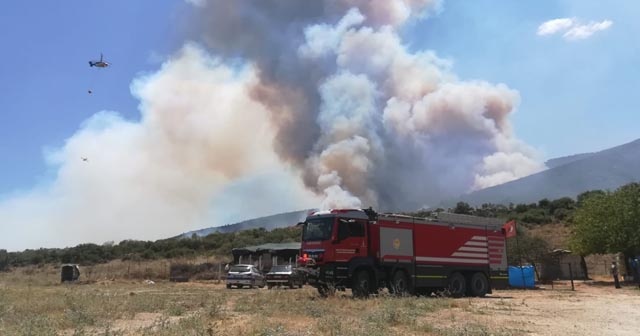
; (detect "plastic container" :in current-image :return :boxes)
[508,265,535,288]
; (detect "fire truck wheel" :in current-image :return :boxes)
[448,272,466,298]
[391,270,410,296]
[469,272,489,297]
[352,269,372,298]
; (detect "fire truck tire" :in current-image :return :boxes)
[448,272,466,298]
[391,270,410,296]
[352,269,372,298]
[469,272,489,297]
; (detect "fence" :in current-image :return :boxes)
[169,262,228,283]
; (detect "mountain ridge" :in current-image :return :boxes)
[178,209,315,238]
[457,138,640,205]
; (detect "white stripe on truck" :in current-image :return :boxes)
[415,256,489,264]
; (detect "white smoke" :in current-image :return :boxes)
[2,1,546,249]
[298,7,544,209]
[0,45,319,251]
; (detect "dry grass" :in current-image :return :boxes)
[0,273,517,336]
[2,265,639,335]
[528,222,571,250]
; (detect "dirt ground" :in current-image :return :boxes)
[1,274,639,336]
[436,281,640,336]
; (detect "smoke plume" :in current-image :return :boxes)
[0,0,544,250]
[0,46,319,250]
[190,0,544,210]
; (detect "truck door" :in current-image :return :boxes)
[334,218,368,262]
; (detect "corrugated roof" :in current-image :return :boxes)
[232,242,301,254]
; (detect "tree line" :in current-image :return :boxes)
[1,226,301,268]
[2,182,638,271]
[405,183,640,271]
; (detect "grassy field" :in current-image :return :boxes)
[1,265,639,336]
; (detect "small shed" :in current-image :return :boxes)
[232,242,301,272]
[539,249,587,281]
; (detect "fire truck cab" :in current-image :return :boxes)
[298,208,509,298]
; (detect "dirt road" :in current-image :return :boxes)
[436,282,640,336]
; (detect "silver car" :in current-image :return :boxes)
[226,264,266,289]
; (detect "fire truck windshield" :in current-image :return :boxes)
[302,217,334,241]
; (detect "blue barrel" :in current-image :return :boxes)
[508,266,535,288]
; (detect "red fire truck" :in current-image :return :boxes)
[297,208,509,297]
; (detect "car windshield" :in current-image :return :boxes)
[302,217,334,241]
[229,265,250,273]
[270,265,292,272]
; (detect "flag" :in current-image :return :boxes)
[502,220,516,238]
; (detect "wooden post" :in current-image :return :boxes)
[218,263,222,284]
[515,234,526,289]
[568,263,575,291]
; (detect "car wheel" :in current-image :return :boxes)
[226,284,232,289]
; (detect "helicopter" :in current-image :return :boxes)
[89,53,110,68]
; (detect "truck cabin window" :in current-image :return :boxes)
[302,218,334,241]
[338,219,365,240]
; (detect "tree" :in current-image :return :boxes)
[0,249,8,271]
[576,189,605,206]
[549,197,576,214]
[507,229,550,266]
[571,183,640,263]
[453,202,473,215]
[538,198,550,209]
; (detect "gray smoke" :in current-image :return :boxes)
[189,0,543,210]
[0,0,544,250]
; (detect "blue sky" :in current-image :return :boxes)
[408,0,640,158]
[1,1,638,216]
[0,0,187,192]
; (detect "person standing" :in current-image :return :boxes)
[611,261,621,289]
[633,257,640,289]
